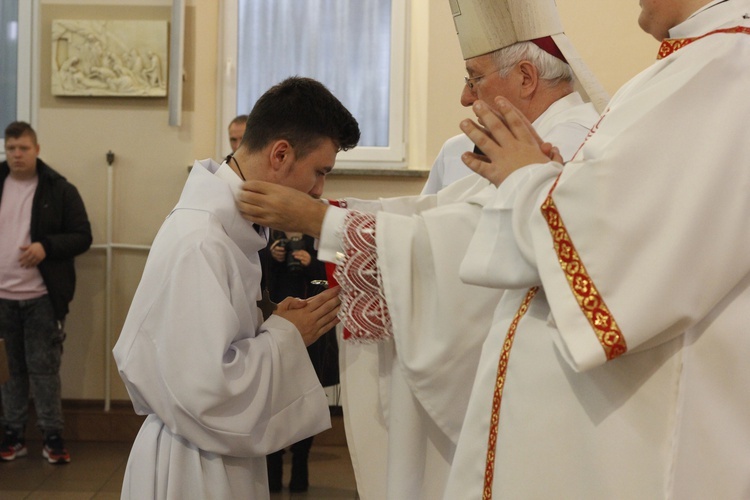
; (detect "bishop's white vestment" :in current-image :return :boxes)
[113,160,330,499]
[447,1,750,498]
[321,93,600,500]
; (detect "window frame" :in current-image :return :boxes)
[217,0,409,168]
[0,0,35,159]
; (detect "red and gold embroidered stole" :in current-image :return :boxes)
[658,26,750,59]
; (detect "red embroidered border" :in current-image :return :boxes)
[483,287,539,500]
[540,196,627,360]
[658,26,750,59]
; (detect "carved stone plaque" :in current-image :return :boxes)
[52,20,168,97]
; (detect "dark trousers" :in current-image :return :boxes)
[267,436,313,489]
[0,296,65,436]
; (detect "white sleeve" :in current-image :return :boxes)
[524,42,750,371]
[317,205,349,264]
[460,162,562,290]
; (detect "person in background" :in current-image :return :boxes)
[228,114,248,153]
[0,121,92,465]
[261,230,339,493]
[113,77,359,500]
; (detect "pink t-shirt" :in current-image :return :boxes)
[0,175,47,300]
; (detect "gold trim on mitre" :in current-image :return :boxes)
[450,0,610,113]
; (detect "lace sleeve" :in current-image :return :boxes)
[332,210,393,343]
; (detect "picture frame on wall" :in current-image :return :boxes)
[51,19,168,97]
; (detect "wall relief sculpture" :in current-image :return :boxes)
[52,20,168,97]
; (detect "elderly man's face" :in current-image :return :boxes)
[638,0,710,40]
[460,52,526,118]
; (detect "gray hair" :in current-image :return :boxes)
[491,41,573,86]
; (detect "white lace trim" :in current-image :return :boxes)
[333,210,393,343]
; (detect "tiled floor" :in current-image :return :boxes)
[0,439,358,499]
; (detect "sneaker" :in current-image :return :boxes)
[42,433,71,464]
[0,429,28,461]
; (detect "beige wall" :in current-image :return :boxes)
[37,1,217,400]
[30,0,659,401]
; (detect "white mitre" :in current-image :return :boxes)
[449,0,609,112]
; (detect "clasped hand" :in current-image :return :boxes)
[274,286,341,346]
[459,97,562,186]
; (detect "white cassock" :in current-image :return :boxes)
[113,159,330,500]
[320,93,600,500]
[421,93,599,194]
[448,1,750,498]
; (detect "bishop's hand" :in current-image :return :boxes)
[237,180,328,238]
[460,97,561,187]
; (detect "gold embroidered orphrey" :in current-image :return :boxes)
[541,196,627,361]
[658,26,750,59]
[483,286,539,500]
[535,25,750,361]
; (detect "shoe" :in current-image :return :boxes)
[0,429,28,461]
[42,433,71,464]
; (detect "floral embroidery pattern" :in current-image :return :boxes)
[333,211,393,342]
[540,196,627,360]
[658,26,750,59]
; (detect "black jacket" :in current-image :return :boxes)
[0,159,92,320]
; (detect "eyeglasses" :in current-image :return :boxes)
[464,68,502,91]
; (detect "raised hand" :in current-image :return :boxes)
[459,97,560,186]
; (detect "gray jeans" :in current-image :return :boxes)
[0,296,65,437]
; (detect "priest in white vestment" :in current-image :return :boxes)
[113,77,360,499]
[449,0,750,497]
[237,2,607,498]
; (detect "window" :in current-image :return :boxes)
[219,0,408,167]
[0,0,33,156]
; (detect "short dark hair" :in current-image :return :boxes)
[229,114,248,128]
[243,77,360,158]
[5,121,38,144]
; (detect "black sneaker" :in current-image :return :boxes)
[0,429,27,461]
[42,433,71,464]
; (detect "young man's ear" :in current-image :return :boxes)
[268,140,294,173]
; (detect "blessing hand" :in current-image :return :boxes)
[460,97,561,187]
[237,181,328,238]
